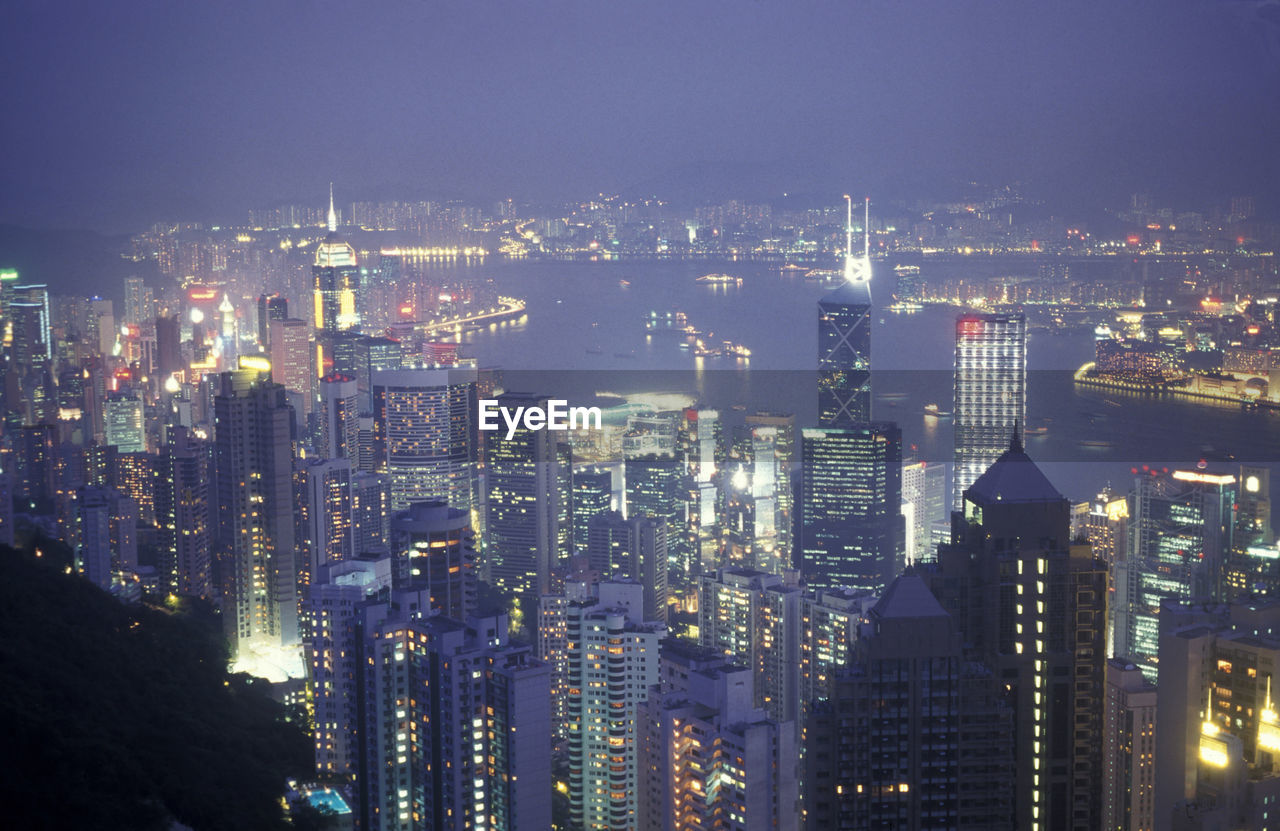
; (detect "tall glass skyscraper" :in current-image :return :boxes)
[952,313,1026,509]
[371,366,477,513]
[817,282,872,427]
[798,422,903,593]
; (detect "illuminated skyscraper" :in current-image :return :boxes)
[726,417,793,573]
[572,466,613,554]
[390,499,477,620]
[680,407,722,575]
[586,511,669,623]
[1102,658,1157,831]
[798,422,903,594]
[104,391,144,453]
[312,185,359,333]
[1116,468,1236,682]
[349,598,551,831]
[256,292,288,348]
[213,367,300,658]
[123,276,154,329]
[1154,598,1280,829]
[566,581,666,831]
[155,427,210,599]
[485,392,567,620]
[638,641,799,831]
[12,282,51,362]
[268,318,312,416]
[318,372,359,460]
[901,458,946,565]
[952,313,1026,508]
[817,197,872,427]
[372,366,477,512]
[299,457,354,585]
[351,471,391,556]
[625,452,684,583]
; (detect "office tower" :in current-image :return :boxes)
[804,573,1013,831]
[1116,469,1236,681]
[901,458,946,565]
[952,313,1026,508]
[309,557,396,782]
[624,452,684,588]
[87,297,115,357]
[638,641,799,831]
[104,391,144,453]
[1155,597,1280,829]
[155,427,210,598]
[586,511,669,623]
[356,335,404,410]
[299,457,354,585]
[12,282,51,361]
[745,412,795,560]
[923,437,1107,831]
[1102,658,1156,831]
[484,392,565,618]
[213,367,300,658]
[725,419,791,573]
[566,582,666,831]
[9,300,48,373]
[317,373,359,460]
[123,276,154,328]
[359,604,551,831]
[312,185,359,333]
[256,292,288,348]
[798,422,903,594]
[351,471,390,557]
[372,366,477,512]
[681,407,722,575]
[389,500,477,620]
[573,466,613,554]
[817,196,873,427]
[268,318,312,416]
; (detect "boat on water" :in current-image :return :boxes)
[780,263,807,272]
[1024,425,1048,436]
[1079,439,1114,449]
[697,273,742,285]
[924,403,952,418]
[618,279,631,287]
[887,301,924,313]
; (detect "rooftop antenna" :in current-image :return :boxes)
[327,182,337,234]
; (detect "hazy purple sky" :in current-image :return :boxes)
[3,0,1278,231]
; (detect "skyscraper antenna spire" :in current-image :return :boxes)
[864,197,870,260]
[844,195,854,283]
[327,182,336,234]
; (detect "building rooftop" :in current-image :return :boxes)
[966,432,1062,505]
[871,572,948,620]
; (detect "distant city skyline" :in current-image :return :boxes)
[3,1,1279,231]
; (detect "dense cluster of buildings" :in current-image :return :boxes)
[3,188,1280,830]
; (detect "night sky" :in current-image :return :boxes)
[3,0,1278,231]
